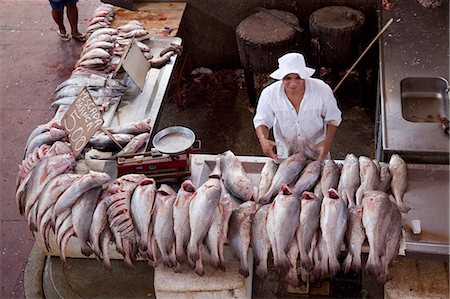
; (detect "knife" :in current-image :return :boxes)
[256,7,304,33]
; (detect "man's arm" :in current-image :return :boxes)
[256,125,278,160]
[316,123,338,161]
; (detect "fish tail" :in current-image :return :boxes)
[187,241,199,265]
[328,254,341,277]
[342,253,353,273]
[255,262,268,279]
[139,239,148,252]
[364,252,381,276]
[285,269,300,288]
[274,252,291,274]
[80,243,94,257]
[300,256,314,273]
[397,201,411,213]
[194,258,205,276]
[352,253,362,272]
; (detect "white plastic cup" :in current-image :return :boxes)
[410,219,421,234]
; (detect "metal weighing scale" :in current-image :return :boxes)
[117,126,200,179]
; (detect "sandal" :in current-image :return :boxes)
[57,30,70,41]
[72,34,86,42]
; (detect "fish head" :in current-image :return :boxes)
[302,191,318,201]
[138,177,155,186]
[326,188,339,200]
[181,180,196,193]
[280,184,293,195]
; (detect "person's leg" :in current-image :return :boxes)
[49,0,66,34]
[66,1,83,38]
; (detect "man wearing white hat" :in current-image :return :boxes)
[253,52,341,161]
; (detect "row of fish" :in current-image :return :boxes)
[225,149,410,214]
[16,147,403,285]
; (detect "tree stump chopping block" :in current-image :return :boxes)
[236,10,299,107]
[309,6,365,65]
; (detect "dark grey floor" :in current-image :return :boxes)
[155,69,376,160]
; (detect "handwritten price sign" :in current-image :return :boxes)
[62,88,104,157]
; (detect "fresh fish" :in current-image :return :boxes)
[72,187,102,256]
[23,153,75,218]
[251,204,271,278]
[82,41,115,55]
[355,156,379,206]
[25,127,67,156]
[115,132,150,156]
[173,180,196,263]
[337,153,360,207]
[314,180,323,200]
[389,154,410,213]
[227,201,257,277]
[372,159,380,173]
[88,133,134,150]
[130,178,156,251]
[85,34,117,46]
[78,48,111,62]
[297,191,321,272]
[149,51,173,68]
[118,22,144,33]
[377,162,392,192]
[205,194,233,270]
[342,205,365,273]
[259,153,307,204]
[106,189,135,240]
[107,119,152,135]
[377,201,402,282]
[187,178,221,271]
[153,184,177,268]
[267,184,301,274]
[285,240,300,288]
[293,160,321,195]
[52,171,111,224]
[319,188,347,278]
[362,190,394,277]
[220,150,254,202]
[90,184,121,257]
[87,15,113,27]
[86,21,110,33]
[77,58,109,68]
[256,159,278,200]
[120,29,148,39]
[320,159,341,198]
[25,121,62,153]
[99,228,113,270]
[36,173,81,235]
[17,144,51,189]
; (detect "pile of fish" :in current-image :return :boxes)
[87,118,152,156]
[15,146,406,285]
[23,118,152,159]
[51,73,126,110]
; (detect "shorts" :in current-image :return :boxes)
[49,0,78,10]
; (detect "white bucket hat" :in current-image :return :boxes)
[270,52,315,80]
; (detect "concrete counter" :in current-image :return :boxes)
[378,0,449,163]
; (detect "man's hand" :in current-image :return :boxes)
[260,138,279,160]
[315,140,331,162]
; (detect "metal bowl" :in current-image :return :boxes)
[152,126,196,154]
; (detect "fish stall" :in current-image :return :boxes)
[16,1,449,299]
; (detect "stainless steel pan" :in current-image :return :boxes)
[152,126,197,154]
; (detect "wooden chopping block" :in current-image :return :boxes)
[309,6,365,65]
[236,10,299,73]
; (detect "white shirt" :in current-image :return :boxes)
[253,78,342,159]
